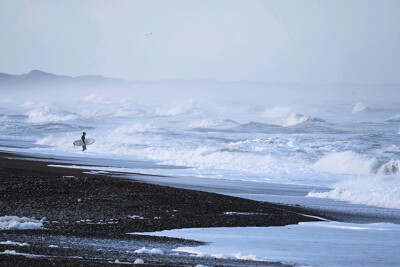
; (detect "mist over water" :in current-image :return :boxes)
[1,85,400,209]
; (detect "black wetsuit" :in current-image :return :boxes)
[81,135,86,151]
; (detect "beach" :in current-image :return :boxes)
[0,152,323,266]
[0,94,400,266]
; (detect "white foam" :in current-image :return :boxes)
[377,160,400,175]
[35,133,79,147]
[388,114,400,121]
[189,119,217,128]
[83,94,108,104]
[27,106,77,123]
[190,118,238,129]
[134,258,144,264]
[128,215,144,220]
[174,249,258,261]
[112,108,142,117]
[0,241,30,246]
[0,216,43,230]
[352,102,371,113]
[133,247,164,255]
[312,151,378,175]
[20,101,35,107]
[278,113,320,127]
[385,144,400,152]
[143,146,276,174]
[0,250,42,257]
[308,174,400,209]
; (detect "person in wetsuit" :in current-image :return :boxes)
[81,132,86,151]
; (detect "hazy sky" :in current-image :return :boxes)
[1,0,399,83]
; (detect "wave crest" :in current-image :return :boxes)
[377,160,400,175]
[27,107,77,123]
[386,114,400,122]
[352,103,372,113]
[312,151,378,175]
[278,113,325,127]
[189,119,238,129]
[308,175,400,209]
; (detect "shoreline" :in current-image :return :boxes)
[0,151,322,266]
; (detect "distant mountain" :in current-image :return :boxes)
[0,70,399,105]
[0,70,128,89]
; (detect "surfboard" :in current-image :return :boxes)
[73,138,95,146]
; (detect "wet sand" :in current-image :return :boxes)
[0,152,323,266]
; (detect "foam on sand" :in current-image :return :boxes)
[134,258,144,264]
[0,216,43,230]
[0,241,30,246]
[0,250,43,257]
[133,247,164,255]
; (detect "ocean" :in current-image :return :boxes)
[1,96,399,211]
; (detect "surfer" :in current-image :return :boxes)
[81,132,86,151]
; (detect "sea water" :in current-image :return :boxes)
[0,96,399,211]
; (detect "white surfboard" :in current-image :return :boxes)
[73,138,95,146]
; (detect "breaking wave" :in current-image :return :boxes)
[83,94,108,104]
[138,146,277,174]
[27,107,77,123]
[377,160,400,175]
[189,119,238,129]
[312,151,378,175]
[309,152,400,208]
[386,114,400,122]
[313,151,400,176]
[308,174,400,209]
[352,103,372,113]
[278,113,325,127]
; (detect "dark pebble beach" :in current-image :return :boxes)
[0,152,323,266]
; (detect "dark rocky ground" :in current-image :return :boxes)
[0,152,323,266]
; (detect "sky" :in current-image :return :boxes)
[0,0,399,84]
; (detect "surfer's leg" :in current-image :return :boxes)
[82,145,86,151]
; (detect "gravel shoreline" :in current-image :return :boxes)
[0,152,323,266]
